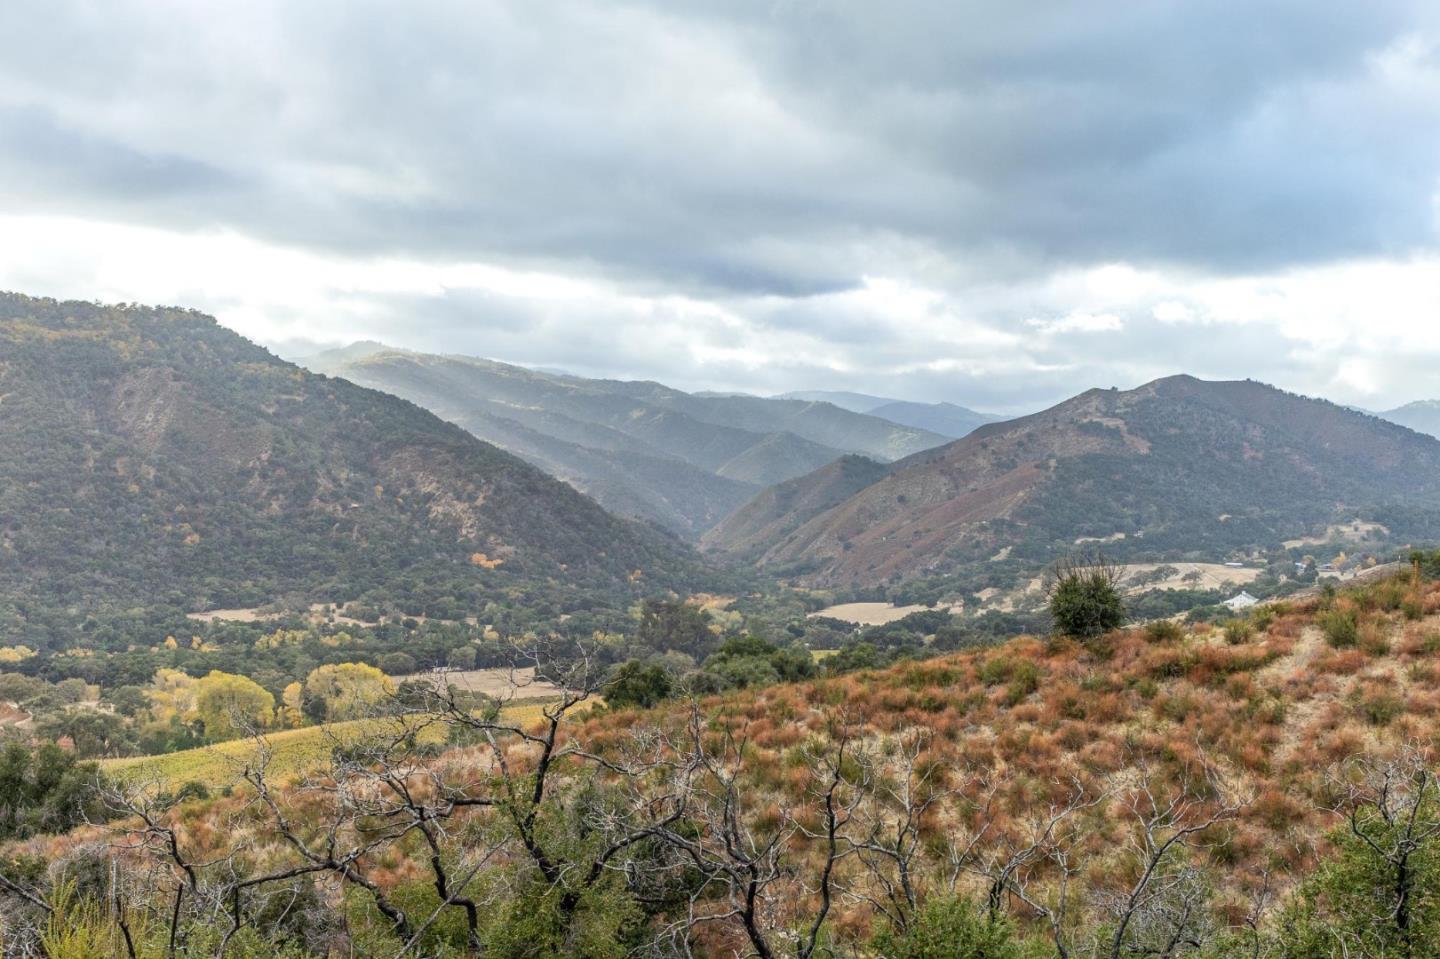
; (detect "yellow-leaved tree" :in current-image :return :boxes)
[145,668,197,723]
[192,671,275,742]
[302,663,394,724]
[280,681,305,728]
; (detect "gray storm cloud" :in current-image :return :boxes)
[1,0,1438,410]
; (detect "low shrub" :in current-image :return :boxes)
[1319,608,1359,648]
[1354,688,1404,726]
[1144,620,1185,643]
[872,895,1020,959]
[1223,619,1255,646]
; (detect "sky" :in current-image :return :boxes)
[2,1,1439,414]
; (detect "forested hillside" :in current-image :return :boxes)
[0,295,710,644]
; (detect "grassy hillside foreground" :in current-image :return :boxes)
[13,569,1440,956]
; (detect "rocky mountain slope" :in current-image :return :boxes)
[700,454,890,558]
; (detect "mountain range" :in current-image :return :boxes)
[706,375,1440,586]
[12,290,1440,630]
[301,344,951,537]
[773,389,1002,438]
[0,295,706,635]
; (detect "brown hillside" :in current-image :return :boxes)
[707,375,1440,585]
[700,453,890,557]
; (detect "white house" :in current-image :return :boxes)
[1223,591,1259,612]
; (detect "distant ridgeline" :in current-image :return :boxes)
[302,344,953,539]
[0,294,717,647]
[706,375,1440,588]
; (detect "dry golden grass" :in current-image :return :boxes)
[809,601,959,625]
[578,573,1440,897]
[102,701,553,790]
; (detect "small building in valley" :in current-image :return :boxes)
[1223,591,1259,612]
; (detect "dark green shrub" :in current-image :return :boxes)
[1048,557,1126,641]
[1003,661,1042,707]
[1144,620,1185,643]
[603,660,673,710]
[1355,689,1404,726]
[1279,803,1440,958]
[1319,609,1359,648]
[871,896,1020,959]
[1223,619,1255,646]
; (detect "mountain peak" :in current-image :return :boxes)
[1379,399,1440,439]
[709,375,1440,586]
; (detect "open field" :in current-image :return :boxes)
[817,564,1266,623]
[184,604,378,628]
[102,701,554,790]
[186,604,479,628]
[807,601,960,626]
[1119,561,1262,592]
[184,607,272,624]
[1282,519,1390,549]
[397,665,568,699]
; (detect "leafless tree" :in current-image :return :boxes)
[1237,866,1275,959]
[843,730,952,935]
[634,707,870,959]
[300,712,507,955]
[420,642,688,926]
[1098,755,1249,959]
[1324,743,1440,956]
[975,775,1107,959]
[1113,864,1215,959]
[98,773,218,957]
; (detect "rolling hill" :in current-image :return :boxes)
[707,375,1440,585]
[699,454,890,558]
[1379,399,1440,438]
[302,346,948,537]
[0,294,708,632]
[865,399,1000,438]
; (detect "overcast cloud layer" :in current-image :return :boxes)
[2,1,1439,413]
